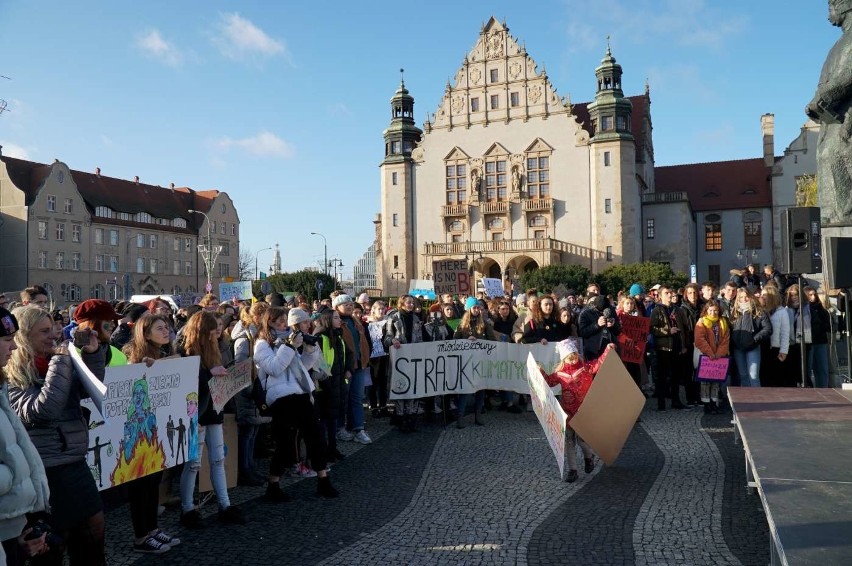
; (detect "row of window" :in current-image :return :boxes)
[34,282,199,303]
[644,213,763,252]
[45,196,74,214]
[468,92,522,113]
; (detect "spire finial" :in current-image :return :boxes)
[400,68,405,88]
[606,35,611,55]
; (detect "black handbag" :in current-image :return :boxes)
[251,376,271,416]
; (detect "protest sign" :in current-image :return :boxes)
[569,351,644,466]
[82,356,200,490]
[368,321,387,358]
[696,356,730,382]
[481,277,505,298]
[200,414,238,491]
[526,354,567,479]
[617,314,650,365]
[388,340,564,400]
[69,345,107,416]
[219,281,253,302]
[209,359,252,414]
[432,260,471,295]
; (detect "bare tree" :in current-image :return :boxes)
[239,248,255,281]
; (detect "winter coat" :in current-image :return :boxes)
[522,315,562,344]
[453,318,496,341]
[540,353,607,423]
[383,310,427,348]
[650,304,680,352]
[675,301,702,351]
[769,307,792,354]
[231,322,270,425]
[0,382,50,544]
[110,323,133,350]
[809,302,831,345]
[423,319,454,342]
[340,315,371,370]
[578,306,621,358]
[693,318,730,359]
[8,349,105,469]
[254,339,320,406]
[314,329,352,418]
[730,309,772,352]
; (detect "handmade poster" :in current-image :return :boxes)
[617,314,650,365]
[481,278,505,298]
[69,345,107,416]
[368,321,387,358]
[388,340,565,400]
[569,352,644,466]
[200,414,238,491]
[209,359,252,414]
[525,353,567,478]
[219,281,253,302]
[696,356,730,382]
[82,356,200,490]
[432,259,471,295]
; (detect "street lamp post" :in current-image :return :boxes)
[255,247,272,280]
[310,232,328,276]
[329,258,343,286]
[736,248,759,263]
[189,209,223,293]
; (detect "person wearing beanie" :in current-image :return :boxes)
[628,283,645,298]
[74,299,127,368]
[332,295,373,445]
[0,307,51,563]
[110,303,150,350]
[356,293,371,309]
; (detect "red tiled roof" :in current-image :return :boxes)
[1,155,218,231]
[655,158,772,211]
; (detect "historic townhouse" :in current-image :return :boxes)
[0,153,240,305]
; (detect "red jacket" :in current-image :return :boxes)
[540,353,606,422]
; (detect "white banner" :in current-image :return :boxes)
[209,359,252,414]
[526,353,567,478]
[219,281,253,302]
[388,339,565,400]
[481,277,505,298]
[82,356,200,490]
[69,345,107,417]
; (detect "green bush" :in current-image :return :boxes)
[519,264,592,294]
[595,262,688,296]
[253,271,338,301]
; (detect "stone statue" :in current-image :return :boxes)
[512,167,522,194]
[471,169,481,199]
[806,0,852,225]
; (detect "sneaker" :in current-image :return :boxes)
[179,509,204,530]
[265,482,292,503]
[336,429,354,442]
[134,536,170,554]
[353,430,372,444]
[218,505,247,525]
[152,530,181,547]
[297,463,317,478]
[584,457,595,474]
[565,469,579,483]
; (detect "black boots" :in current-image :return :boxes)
[317,476,339,498]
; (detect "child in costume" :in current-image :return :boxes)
[540,339,615,482]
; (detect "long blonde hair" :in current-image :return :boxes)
[6,306,54,389]
[729,287,761,322]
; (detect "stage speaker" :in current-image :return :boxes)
[823,236,852,289]
[782,207,822,274]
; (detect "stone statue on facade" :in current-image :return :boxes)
[471,169,482,202]
[806,0,852,225]
[511,166,523,200]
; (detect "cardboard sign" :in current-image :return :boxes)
[696,356,730,382]
[526,354,567,479]
[200,414,238,492]
[432,260,471,295]
[481,277,505,298]
[209,359,252,414]
[219,281,253,302]
[617,314,650,365]
[69,345,108,417]
[569,352,645,466]
[82,356,201,490]
[388,340,564,400]
[368,321,386,358]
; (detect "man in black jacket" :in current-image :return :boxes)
[578,295,621,360]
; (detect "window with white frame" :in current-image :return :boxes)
[38,221,48,240]
[109,256,118,272]
[646,219,655,239]
[212,221,217,233]
[72,252,80,271]
[95,206,112,218]
[47,195,56,212]
[72,224,81,242]
[220,241,230,256]
[92,284,105,299]
[173,239,180,252]
[94,228,103,244]
[64,198,73,214]
[137,258,145,273]
[55,222,65,241]
[55,252,64,270]
[149,259,157,274]
[95,255,104,271]
[67,284,81,301]
[219,263,230,277]
[185,261,192,276]
[109,230,119,246]
[185,238,192,252]
[137,233,144,248]
[220,222,225,235]
[38,251,48,268]
[149,234,157,249]
[137,212,152,223]
[173,218,187,228]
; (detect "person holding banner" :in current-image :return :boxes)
[6,306,106,565]
[0,307,51,565]
[693,300,730,414]
[178,312,247,528]
[385,295,429,433]
[540,340,614,483]
[522,296,562,345]
[122,314,181,554]
[453,297,497,428]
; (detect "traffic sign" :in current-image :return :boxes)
[315,279,324,292]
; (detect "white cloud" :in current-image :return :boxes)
[212,13,290,63]
[0,141,32,160]
[212,131,294,159]
[135,29,184,67]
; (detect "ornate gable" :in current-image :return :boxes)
[444,147,470,161]
[482,142,511,157]
[524,138,554,153]
[431,16,573,130]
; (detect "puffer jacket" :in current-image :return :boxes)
[730,309,772,351]
[231,322,270,425]
[383,310,427,348]
[0,382,50,544]
[8,349,105,469]
[254,338,320,406]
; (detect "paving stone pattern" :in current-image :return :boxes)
[98,401,770,565]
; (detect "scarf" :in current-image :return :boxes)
[700,315,728,335]
[34,355,50,378]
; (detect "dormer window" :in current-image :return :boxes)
[137,212,152,223]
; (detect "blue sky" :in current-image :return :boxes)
[0,1,837,279]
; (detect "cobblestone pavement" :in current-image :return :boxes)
[100,400,769,565]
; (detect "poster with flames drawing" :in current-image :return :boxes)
[81,356,200,490]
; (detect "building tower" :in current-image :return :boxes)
[587,43,642,271]
[378,71,422,295]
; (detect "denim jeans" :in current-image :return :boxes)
[733,348,761,387]
[346,368,369,432]
[180,423,230,512]
[238,423,258,473]
[807,343,830,388]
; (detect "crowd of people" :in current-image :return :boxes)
[0,265,844,563]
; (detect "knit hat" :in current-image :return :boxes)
[122,303,149,323]
[287,308,310,326]
[628,283,645,297]
[74,299,120,323]
[357,292,370,305]
[556,338,579,360]
[0,307,18,337]
[558,297,569,309]
[332,294,354,309]
[515,294,527,306]
[465,296,480,311]
[650,284,661,291]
